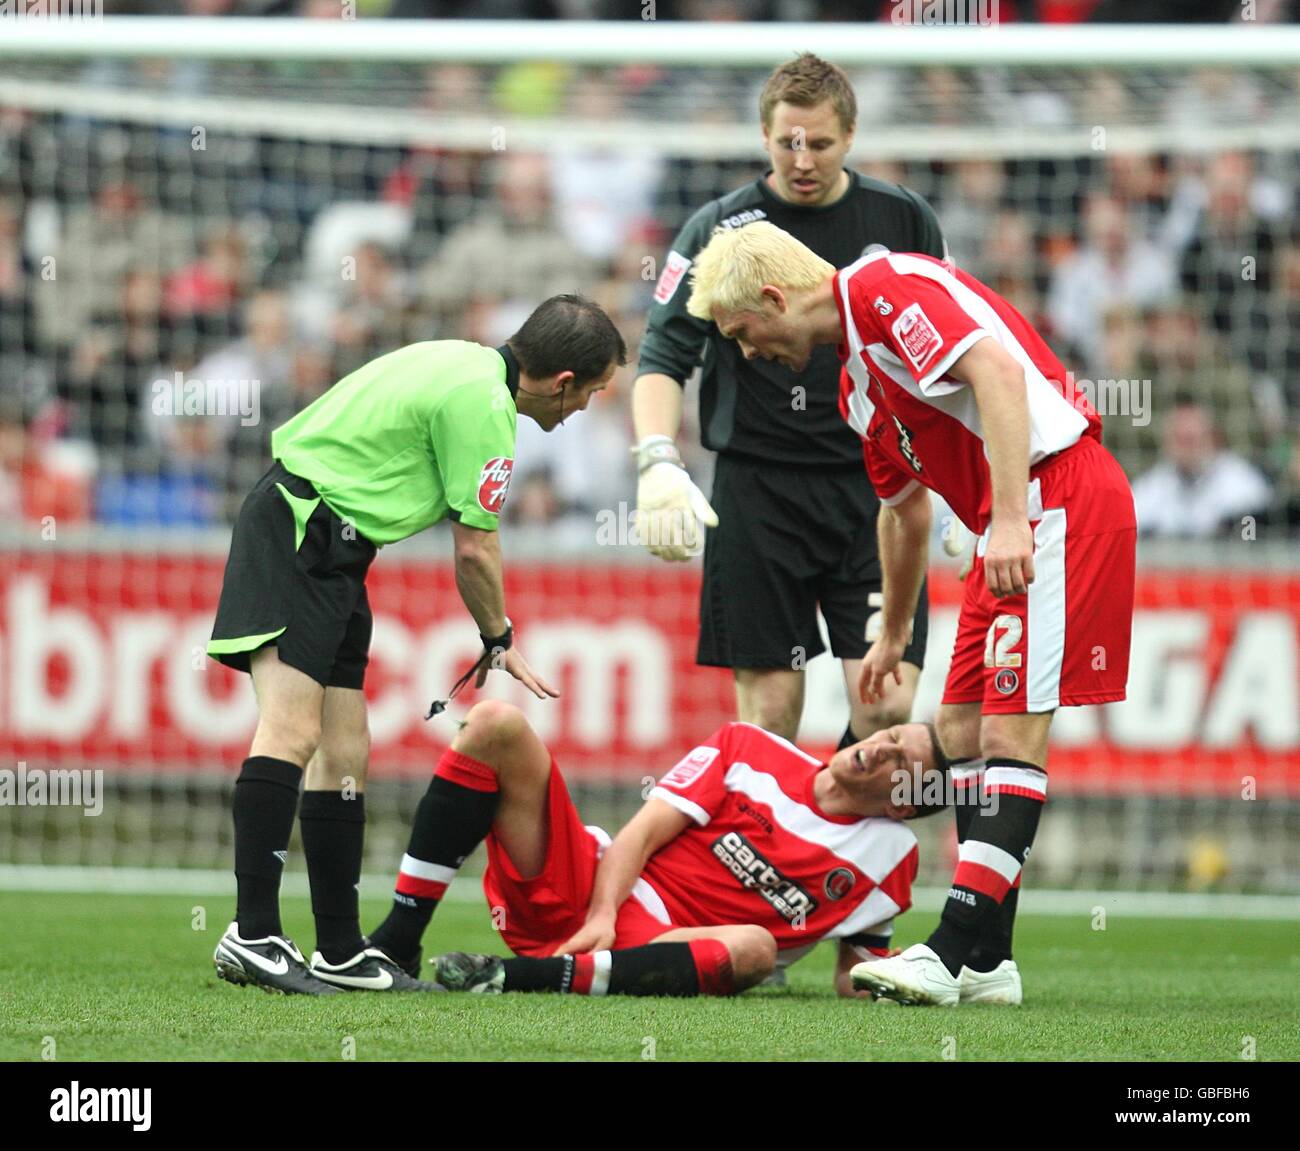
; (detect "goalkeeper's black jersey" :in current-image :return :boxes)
[637,170,946,469]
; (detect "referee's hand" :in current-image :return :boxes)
[483,646,559,701]
[636,461,718,562]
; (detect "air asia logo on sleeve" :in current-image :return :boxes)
[892,303,943,372]
[477,457,514,513]
[653,250,692,305]
[661,745,719,789]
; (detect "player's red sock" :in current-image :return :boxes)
[502,940,735,997]
[928,758,1046,977]
[369,748,499,963]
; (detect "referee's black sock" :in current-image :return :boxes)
[300,790,367,964]
[232,756,302,940]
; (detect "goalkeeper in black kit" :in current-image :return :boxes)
[633,53,945,749]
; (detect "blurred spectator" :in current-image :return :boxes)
[1049,192,1175,370]
[418,151,596,336]
[163,223,249,344]
[294,241,411,375]
[937,160,1007,275]
[0,197,38,358]
[1178,152,1284,341]
[0,393,94,527]
[502,465,595,550]
[1132,398,1272,538]
[34,178,188,349]
[549,71,664,263]
[64,266,172,453]
[141,288,295,518]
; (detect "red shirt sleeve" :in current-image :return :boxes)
[650,724,735,825]
[852,264,989,392]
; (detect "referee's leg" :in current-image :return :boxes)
[234,646,325,939]
[301,685,370,964]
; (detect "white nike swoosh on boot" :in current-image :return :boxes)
[314,966,394,990]
[220,937,290,976]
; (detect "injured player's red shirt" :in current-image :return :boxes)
[835,249,1102,533]
[640,722,918,958]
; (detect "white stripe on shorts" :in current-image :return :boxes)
[1027,506,1068,711]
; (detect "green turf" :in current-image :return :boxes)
[0,891,1295,1061]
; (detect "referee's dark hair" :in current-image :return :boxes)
[508,293,627,386]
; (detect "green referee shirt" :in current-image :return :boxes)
[271,340,519,544]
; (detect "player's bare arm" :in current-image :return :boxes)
[632,371,685,441]
[450,520,558,700]
[860,483,931,705]
[947,339,1035,599]
[552,797,691,955]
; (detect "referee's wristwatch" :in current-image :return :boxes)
[480,618,514,661]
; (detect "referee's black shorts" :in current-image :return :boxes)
[697,454,929,672]
[208,461,377,690]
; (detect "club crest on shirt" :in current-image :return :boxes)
[476,456,514,513]
[653,250,692,305]
[892,302,943,371]
[823,867,856,901]
[661,745,719,789]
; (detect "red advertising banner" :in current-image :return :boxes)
[0,550,1296,796]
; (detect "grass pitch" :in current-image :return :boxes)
[1,891,1296,1062]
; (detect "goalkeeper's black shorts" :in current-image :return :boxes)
[696,453,929,672]
[208,461,377,689]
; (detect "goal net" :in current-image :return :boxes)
[0,17,1297,898]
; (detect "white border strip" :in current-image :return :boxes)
[1,19,1297,68]
[1,866,1296,920]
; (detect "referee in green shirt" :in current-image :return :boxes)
[208,294,625,994]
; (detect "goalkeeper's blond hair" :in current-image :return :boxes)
[686,221,835,321]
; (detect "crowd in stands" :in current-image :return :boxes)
[0,10,1298,541]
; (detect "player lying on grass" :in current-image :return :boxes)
[365,699,951,998]
[688,223,1137,1006]
[207,296,625,995]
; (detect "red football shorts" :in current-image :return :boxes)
[942,436,1136,715]
[482,758,672,957]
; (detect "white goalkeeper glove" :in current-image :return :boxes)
[632,435,718,562]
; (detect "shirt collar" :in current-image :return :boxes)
[497,343,521,399]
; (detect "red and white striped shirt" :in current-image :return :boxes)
[641,722,918,957]
[835,250,1101,533]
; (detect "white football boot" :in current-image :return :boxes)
[958,959,1022,1005]
[850,943,961,1006]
